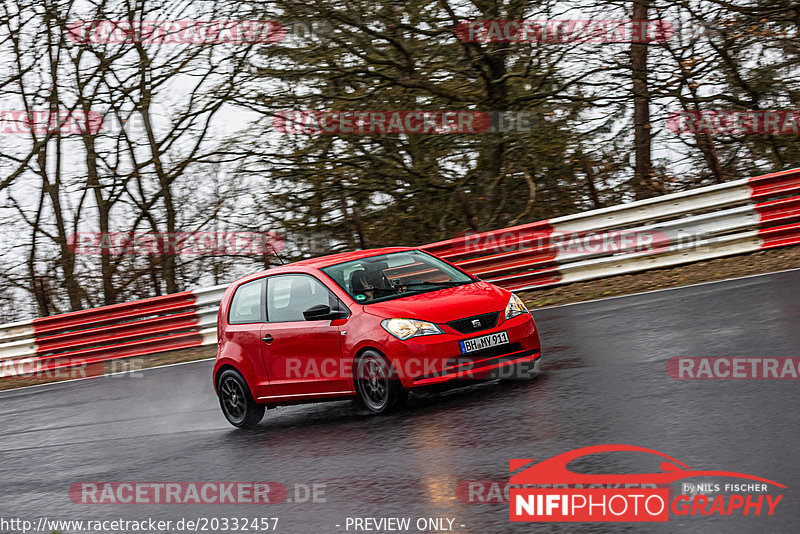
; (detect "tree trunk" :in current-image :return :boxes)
[631,0,657,199]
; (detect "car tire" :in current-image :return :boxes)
[217,369,265,428]
[354,351,407,414]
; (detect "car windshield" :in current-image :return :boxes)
[321,250,475,304]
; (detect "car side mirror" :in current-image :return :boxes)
[303,304,348,321]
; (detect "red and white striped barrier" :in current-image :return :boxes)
[0,286,224,378]
[1,168,798,377]
[421,168,800,291]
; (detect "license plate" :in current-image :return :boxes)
[459,331,510,354]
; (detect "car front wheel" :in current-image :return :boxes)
[218,369,265,428]
[355,351,407,414]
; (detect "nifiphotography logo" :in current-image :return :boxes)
[509,445,785,523]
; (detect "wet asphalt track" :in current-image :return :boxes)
[1,269,799,534]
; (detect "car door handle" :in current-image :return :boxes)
[261,334,273,344]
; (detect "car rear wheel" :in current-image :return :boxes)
[218,369,265,428]
[355,351,407,414]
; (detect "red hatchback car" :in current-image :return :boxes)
[213,247,542,427]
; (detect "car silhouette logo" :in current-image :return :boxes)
[510,444,785,487]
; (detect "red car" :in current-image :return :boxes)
[213,247,542,427]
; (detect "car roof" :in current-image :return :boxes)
[230,246,417,286]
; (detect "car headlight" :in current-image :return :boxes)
[381,318,443,340]
[505,293,528,320]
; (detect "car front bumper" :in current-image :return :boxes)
[385,312,542,388]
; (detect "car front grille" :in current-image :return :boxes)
[446,311,500,334]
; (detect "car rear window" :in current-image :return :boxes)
[228,279,264,323]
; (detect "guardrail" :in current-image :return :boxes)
[0,286,224,377]
[420,167,800,291]
[1,168,799,377]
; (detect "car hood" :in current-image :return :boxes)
[361,281,510,323]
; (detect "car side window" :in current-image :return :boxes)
[228,279,265,324]
[267,274,337,322]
